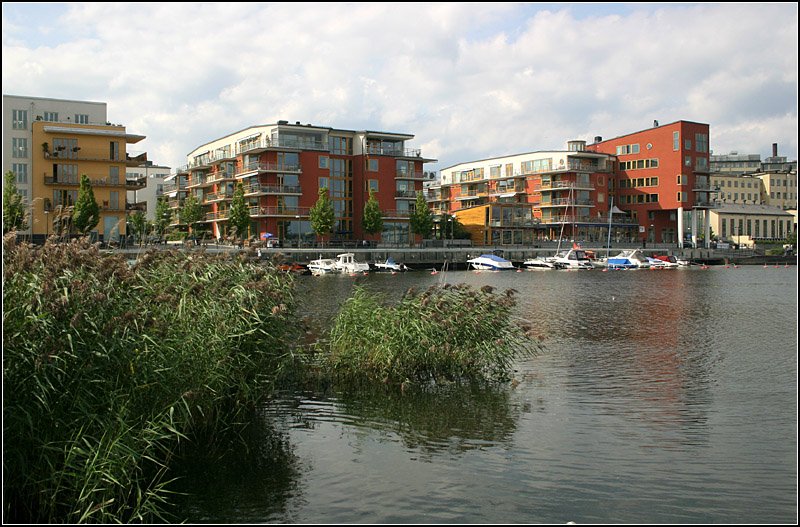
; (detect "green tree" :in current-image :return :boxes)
[129,211,147,245]
[409,191,433,243]
[361,188,383,239]
[154,196,172,239]
[310,187,335,244]
[3,170,28,233]
[227,182,251,241]
[180,193,204,235]
[72,174,100,235]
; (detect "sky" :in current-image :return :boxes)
[3,2,798,173]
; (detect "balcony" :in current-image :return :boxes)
[539,181,595,191]
[244,184,302,196]
[125,177,147,190]
[236,162,302,178]
[248,206,312,217]
[204,191,233,203]
[44,174,137,188]
[539,198,595,208]
[395,190,418,199]
[395,170,428,180]
[126,201,148,212]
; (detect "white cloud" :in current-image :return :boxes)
[2,2,797,171]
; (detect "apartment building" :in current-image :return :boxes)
[173,121,435,245]
[126,162,171,221]
[3,95,107,236]
[436,141,638,246]
[589,120,714,248]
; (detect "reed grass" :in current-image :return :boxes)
[318,283,541,387]
[3,234,299,523]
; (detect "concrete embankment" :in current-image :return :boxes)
[115,243,797,269]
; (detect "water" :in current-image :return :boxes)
[175,266,798,523]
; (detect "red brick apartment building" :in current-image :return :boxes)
[431,120,713,248]
[166,121,436,245]
[588,120,713,247]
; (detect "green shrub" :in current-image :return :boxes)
[318,283,540,387]
[3,235,299,523]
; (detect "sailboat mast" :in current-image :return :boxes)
[606,197,613,258]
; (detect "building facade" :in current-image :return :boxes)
[435,141,639,246]
[588,120,714,248]
[173,121,435,245]
[28,119,147,243]
[709,204,794,248]
[3,95,109,236]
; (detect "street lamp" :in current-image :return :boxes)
[451,214,456,242]
[44,210,49,240]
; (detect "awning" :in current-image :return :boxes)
[610,205,626,214]
[498,192,517,198]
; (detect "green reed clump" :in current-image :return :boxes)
[3,235,299,523]
[319,283,541,387]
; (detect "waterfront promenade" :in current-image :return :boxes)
[113,241,797,269]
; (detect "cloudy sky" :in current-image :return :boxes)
[3,2,797,172]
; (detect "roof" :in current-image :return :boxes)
[712,203,793,217]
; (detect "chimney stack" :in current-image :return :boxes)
[594,136,602,144]
[653,120,659,127]
[772,143,778,157]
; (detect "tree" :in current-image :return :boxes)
[129,211,147,245]
[154,196,172,239]
[409,191,433,242]
[3,171,28,233]
[180,193,204,235]
[361,188,383,239]
[227,182,251,241]
[72,174,100,236]
[310,187,335,244]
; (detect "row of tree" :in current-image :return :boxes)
[4,172,465,244]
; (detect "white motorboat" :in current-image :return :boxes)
[552,248,594,270]
[523,256,555,270]
[334,253,370,274]
[308,257,337,275]
[373,257,409,272]
[466,254,516,271]
[607,249,650,269]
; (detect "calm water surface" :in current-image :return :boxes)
[176,266,797,523]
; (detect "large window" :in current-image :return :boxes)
[74,114,89,124]
[673,131,680,151]
[695,133,709,153]
[44,111,59,122]
[12,163,28,184]
[12,109,28,129]
[12,138,28,158]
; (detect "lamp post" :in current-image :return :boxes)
[451,214,456,242]
[44,210,49,240]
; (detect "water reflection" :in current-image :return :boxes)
[265,383,521,461]
[169,410,300,523]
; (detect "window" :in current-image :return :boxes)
[110,141,119,161]
[318,177,329,189]
[368,159,379,172]
[685,139,692,150]
[75,114,89,124]
[695,133,708,153]
[319,156,328,169]
[12,138,28,158]
[696,157,707,170]
[685,156,692,167]
[12,163,28,184]
[673,131,680,151]
[368,179,378,192]
[44,111,59,122]
[12,109,28,130]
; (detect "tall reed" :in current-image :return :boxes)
[318,283,541,387]
[3,235,299,523]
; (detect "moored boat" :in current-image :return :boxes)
[552,248,594,270]
[334,253,370,274]
[467,254,516,271]
[308,257,337,275]
[373,257,409,272]
[522,256,555,270]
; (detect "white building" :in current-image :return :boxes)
[126,162,171,221]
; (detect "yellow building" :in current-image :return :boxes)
[30,120,146,243]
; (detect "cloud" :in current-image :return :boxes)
[3,2,797,172]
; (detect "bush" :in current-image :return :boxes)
[318,283,541,387]
[2,235,299,523]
